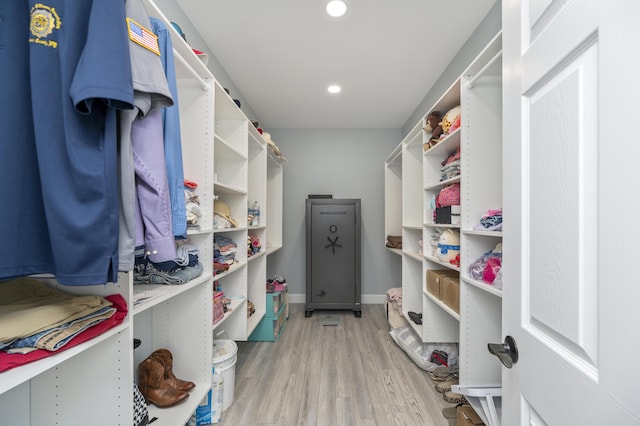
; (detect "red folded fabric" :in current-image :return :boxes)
[184,179,198,189]
[0,294,128,373]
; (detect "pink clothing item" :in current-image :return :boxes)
[436,183,460,207]
[386,287,403,310]
[386,287,402,302]
[482,209,503,218]
[482,257,502,284]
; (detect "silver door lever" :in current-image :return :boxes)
[488,335,518,368]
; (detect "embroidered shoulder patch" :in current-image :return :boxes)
[126,18,160,56]
[29,4,61,49]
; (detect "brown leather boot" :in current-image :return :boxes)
[138,356,189,407]
[151,348,196,392]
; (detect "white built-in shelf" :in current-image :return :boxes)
[424,128,461,157]
[386,247,402,256]
[424,290,461,321]
[212,296,246,332]
[247,251,266,262]
[462,275,503,298]
[0,323,128,396]
[423,254,461,272]
[403,250,423,262]
[212,261,246,281]
[132,273,212,315]
[463,229,502,237]
[424,222,461,229]
[425,175,461,191]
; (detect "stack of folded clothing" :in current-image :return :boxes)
[473,208,503,231]
[214,234,237,272]
[440,148,461,181]
[0,277,127,372]
[134,240,203,285]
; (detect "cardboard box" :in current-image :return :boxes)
[426,269,459,299]
[441,275,460,313]
[435,205,461,224]
[457,404,485,425]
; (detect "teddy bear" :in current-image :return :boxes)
[424,111,441,132]
[423,111,443,151]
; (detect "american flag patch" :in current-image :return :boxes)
[126,18,160,56]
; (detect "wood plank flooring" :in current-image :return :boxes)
[219,303,454,425]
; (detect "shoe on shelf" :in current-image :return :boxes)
[137,356,189,407]
[150,348,196,392]
[408,311,422,325]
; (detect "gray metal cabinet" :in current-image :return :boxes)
[305,198,361,317]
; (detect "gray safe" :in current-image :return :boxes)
[305,198,361,317]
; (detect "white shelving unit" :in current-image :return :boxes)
[266,151,285,255]
[385,32,503,424]
[384,144,402,259]
[457,33,503,399]
[0,0,285,424]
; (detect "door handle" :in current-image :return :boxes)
[488,335,518,368]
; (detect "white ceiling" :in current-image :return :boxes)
[177,0,497,129]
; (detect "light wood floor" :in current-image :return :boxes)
[219,303,454,425]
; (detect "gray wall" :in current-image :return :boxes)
[266,129,401,300]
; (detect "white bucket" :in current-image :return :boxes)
[212,339,238,411]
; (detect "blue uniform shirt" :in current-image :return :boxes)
[0,1,134,285]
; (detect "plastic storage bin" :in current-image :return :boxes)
[266,291,285,316]
[248,302,287,341]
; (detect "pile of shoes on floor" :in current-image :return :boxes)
[429,365,464,404]
[442,402,486,426]
[432,365,487,425]
[137,348,196,408]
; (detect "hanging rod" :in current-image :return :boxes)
[466,50,502,89]
[174,52,209,91]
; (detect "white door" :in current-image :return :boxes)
[501,0,640,424]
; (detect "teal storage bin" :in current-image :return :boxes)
[249,301,287,341]
[265,291,285,316]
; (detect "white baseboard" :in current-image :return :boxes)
[287,293,386,304]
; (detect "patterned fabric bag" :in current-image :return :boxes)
[133,384,149,426]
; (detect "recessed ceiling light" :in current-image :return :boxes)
[326,0,347,17]
[327,85,342,94]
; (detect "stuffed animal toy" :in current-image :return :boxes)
[437,229,460,263]
[440,105,461,134]
[449,114,461,133]
[424,111,444,151]
[424,111,441,132]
